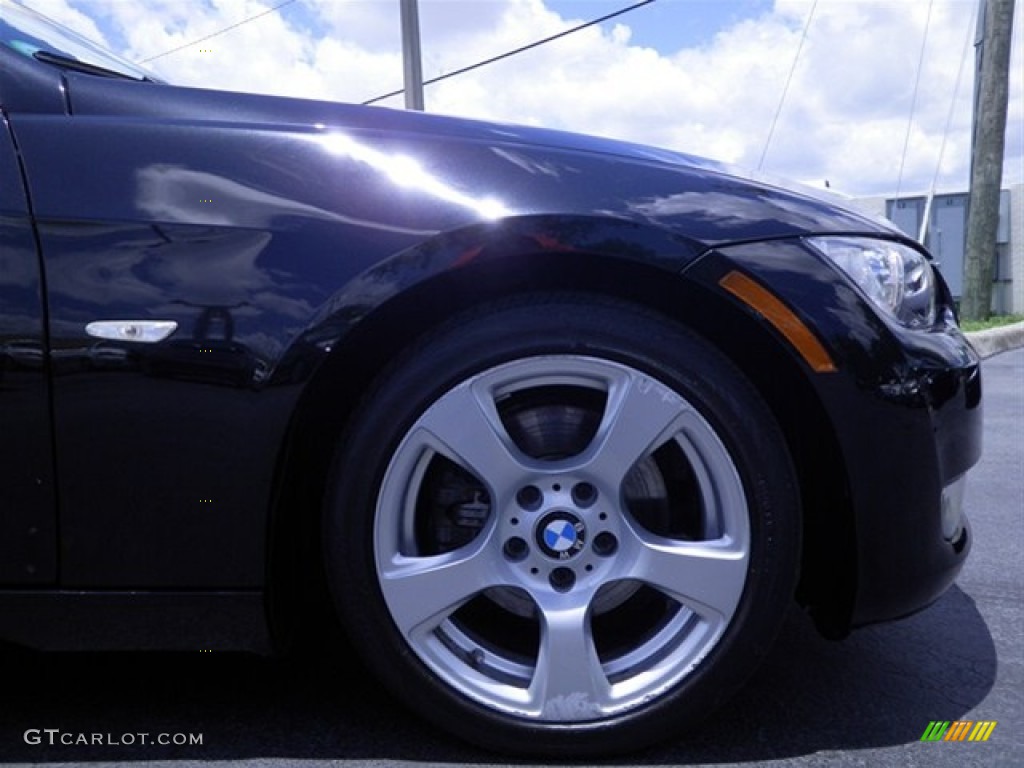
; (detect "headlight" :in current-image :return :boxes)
[807,236,936,329]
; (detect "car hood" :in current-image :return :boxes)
[67,76,898,247]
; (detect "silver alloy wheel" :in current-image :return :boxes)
[374,355,750,722]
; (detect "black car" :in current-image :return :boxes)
[0,2,981,756]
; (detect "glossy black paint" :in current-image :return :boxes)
[0,591,270,651]
[0,36,981,645]
[692,240,980,626]
[0,112,55,585]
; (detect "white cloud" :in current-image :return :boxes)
[23,0,108,43]
[25,0,1024,196]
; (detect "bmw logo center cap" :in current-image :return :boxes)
[538,512,586,559]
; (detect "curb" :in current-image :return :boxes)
[964,321,1024,359]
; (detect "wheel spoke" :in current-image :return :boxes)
[530,602,610,720]
[629,530,747,622]
[414,379,528,494]
[582,369,689,485]
[379,543,500,637]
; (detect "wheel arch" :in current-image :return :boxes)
[266,243,858,649]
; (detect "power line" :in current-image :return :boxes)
[894,0,935,200]
[918,13,973,243]
[758,0,817,171]
[362,0,656,106]
[139,0,298,64]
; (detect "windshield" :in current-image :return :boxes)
[0,0,161,82]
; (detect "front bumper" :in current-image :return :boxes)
[819,328,980,625]
[701,238,982,628]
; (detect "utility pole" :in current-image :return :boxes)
[400,0,425,111]
[962,0,1015,320]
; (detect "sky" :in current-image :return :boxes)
[16,0,1024,197]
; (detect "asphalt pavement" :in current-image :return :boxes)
[1,347,1021,768]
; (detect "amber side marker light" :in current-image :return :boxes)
[719,270,837,374]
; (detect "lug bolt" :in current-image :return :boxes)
[571,481,597,507]
[503,537,529,561]
[516,485,542,511]
[593,532,618,556]
[549,567,576,592]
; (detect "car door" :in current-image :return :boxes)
[0,111,56,585]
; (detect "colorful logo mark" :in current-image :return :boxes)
[920,720,997,742]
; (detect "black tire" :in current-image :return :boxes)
[324,293,800,756]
